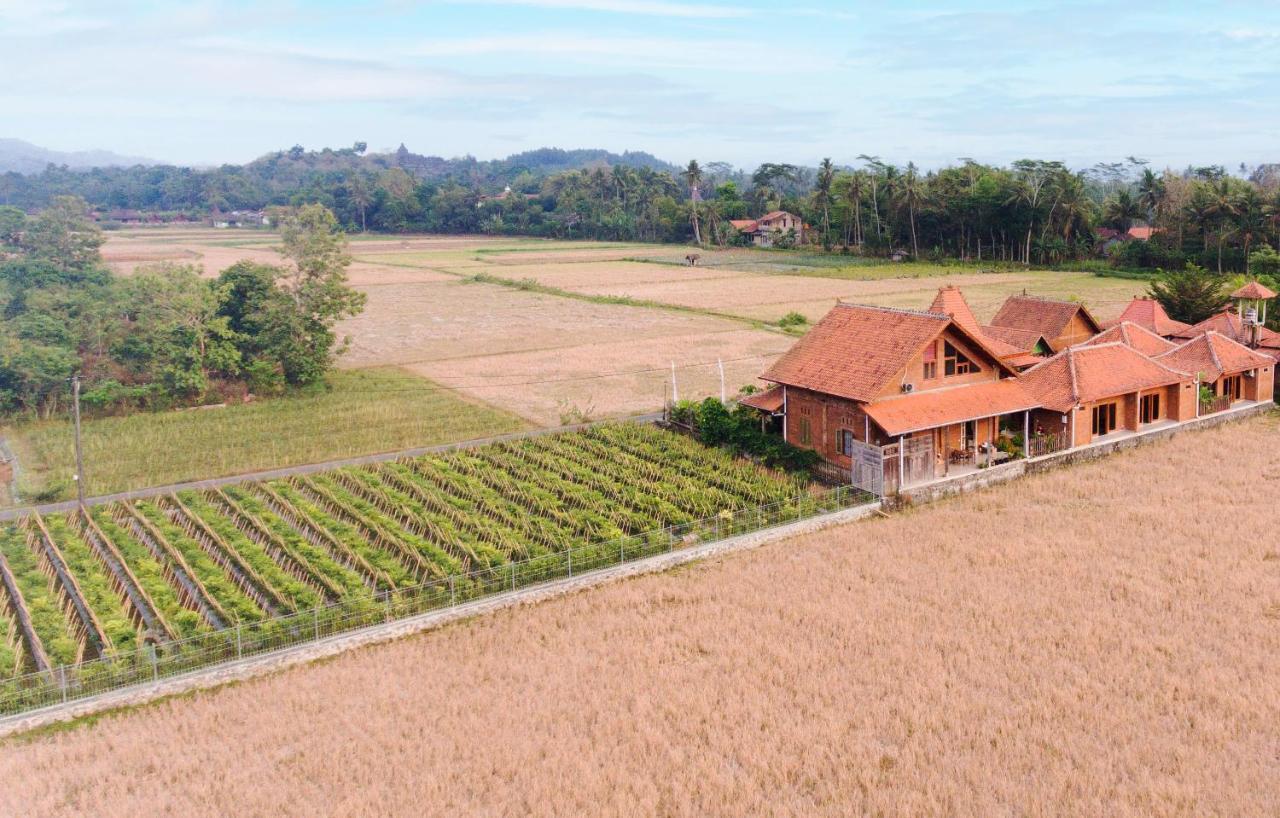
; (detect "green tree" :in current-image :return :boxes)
[19,195,104,271]
[1102,189,1143,232]
[264,204,366,385]
[0,206,25,248]
[683,160,703,246]
[813,158,835,248]
[1147,263,1229,324]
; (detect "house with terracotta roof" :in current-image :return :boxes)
[988,294,1101,352]
[729,211,805,247]
[1017,342,1198,448]
[742,301,1041,489]
[1166,283,1280,374]
[1107,297,1193,338]
[1079,321,1178,357]
[928,286,1045,370]
[1156,332,1275,413]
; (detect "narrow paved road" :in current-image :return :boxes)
[0,412,664,521]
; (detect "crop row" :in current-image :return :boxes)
[0,424,815,674]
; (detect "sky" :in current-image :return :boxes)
[2,0,1279,171]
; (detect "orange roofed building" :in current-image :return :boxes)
[1017,343,1197,448]
[745,301,1040,487]
[1107,297,1193,338]
[988,294,1101,352]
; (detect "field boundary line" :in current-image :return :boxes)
[0,412,662,521]
[0,500,880,737]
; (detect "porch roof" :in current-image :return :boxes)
[863,380,1040,437]
[738,385,784,413]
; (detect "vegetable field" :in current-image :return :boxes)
[0,424,843,700]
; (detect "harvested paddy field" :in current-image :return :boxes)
[88,227,1147,451]
[7,414,1276,817]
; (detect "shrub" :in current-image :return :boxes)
[777,312,807,329]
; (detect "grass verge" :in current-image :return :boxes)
[3,368,527,505]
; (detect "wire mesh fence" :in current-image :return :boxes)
[0,483,872,718]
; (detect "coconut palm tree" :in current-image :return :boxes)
[895,162,926,259]
[814,158,835,246]
[1136,167,1166,227]
[683,160,703,246]
[1102,190,1143,233]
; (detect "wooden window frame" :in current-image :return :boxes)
[1091,402,1117,436]
[943,341,975,377]
[1140,392,1161,424]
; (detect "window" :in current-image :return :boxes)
[838,429,854,456]
[943,341,975,376]
[1140,393,1161,424]
[922,340,938,379]
[1091,402,1117,436]
[798,417,812,445]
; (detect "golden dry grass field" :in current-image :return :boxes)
[5,414,1277,816]
[101,227,1148,426]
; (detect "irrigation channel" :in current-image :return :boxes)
[0,423,870,718]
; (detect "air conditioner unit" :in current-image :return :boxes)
[900,382,915,393]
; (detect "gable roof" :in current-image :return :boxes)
[980,324,1049,352]
[738,385,784,413]
[1110,298,1192,337]
[928,287,1041,363]
[1080,321,1177,357]
[1017,342,1190,412]
[863,380,1040,437]
[1174,309,1280,349]
[1230,280,1278,300]
[757,210,794,222]
[1156,331,1276,382]
[990,294,1100,341]
[760,303,1014,402]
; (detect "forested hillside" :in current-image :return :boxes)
[4,145,1280,274]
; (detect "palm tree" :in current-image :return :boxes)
[683,160,703,246]
[1232,185,1267,265]
[836,171,867,249]
[896,162,925,259]
[1102,190,1143,233]
[1136,168,1166,227]
[814,158,835,246]
[1203,179,1239,273]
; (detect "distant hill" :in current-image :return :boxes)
[0,138,156,175]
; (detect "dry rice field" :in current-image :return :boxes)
[99,228,1147,426]
[4,414,1277,816]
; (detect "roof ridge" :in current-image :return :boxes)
[1203,331,1225,372]
[834,301,948,320]
[1065,346,1080,404]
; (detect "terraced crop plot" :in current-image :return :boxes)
[0,425,828,694]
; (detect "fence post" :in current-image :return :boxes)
[313,607,320,640]
[149,643,158,683]
[567,547,572,577]
[59,665,67,704]
[236,621,242,660]
[510,561,516,592]
[449,574,456,606]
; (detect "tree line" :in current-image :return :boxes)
[0,198,364,419]
[4,145,1280,272]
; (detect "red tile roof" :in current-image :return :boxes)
[1230,280,1278,300]
[760,303,1013,402]
[1111,298,1192,337]
[1080,321,1177,356]
[980,324,1048,352]
[990,295,1100,342]
[1174,309,1280,348]
[738,385,784,412]
[1156,331,1275,381]
[864,380,1040,437]
[928,287,1028,360]
[1126,226,1157,240]
[1017,342,1190,412]
[730,219,758,232]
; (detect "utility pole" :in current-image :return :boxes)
[71,375,86,511]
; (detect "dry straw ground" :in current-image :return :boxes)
[4,414,1278,817]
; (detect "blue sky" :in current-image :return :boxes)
[3,1,1279,170]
